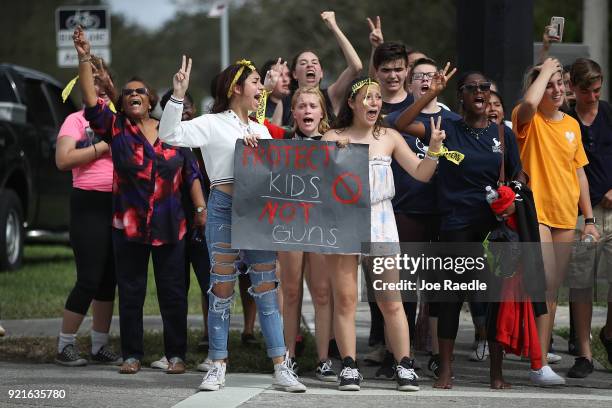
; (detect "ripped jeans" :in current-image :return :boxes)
[205,188,285,360]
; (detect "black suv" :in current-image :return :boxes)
[0,64,75,270]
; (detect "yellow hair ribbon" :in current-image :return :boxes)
[255,90,268,124]
[427,145,465,165]
[350,78,378,99]
[62,75,79,103]
[227,59,256,98]
[108,100,117,113]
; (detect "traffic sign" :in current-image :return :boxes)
[58,47,111,68]
[56,6,110,47]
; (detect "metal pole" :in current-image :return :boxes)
[221,4,229,70]
[583,0,609,101]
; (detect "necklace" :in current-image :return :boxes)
[462,121,490,140]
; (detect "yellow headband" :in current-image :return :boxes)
[227,59,256,98]
[350,78,378,98]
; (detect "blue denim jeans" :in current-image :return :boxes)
[205,188,285,360]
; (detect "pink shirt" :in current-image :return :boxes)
[57,110,113,192]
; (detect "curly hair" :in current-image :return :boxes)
[212,63,257,113]
[331,77,383,139]
[291,87,330,135]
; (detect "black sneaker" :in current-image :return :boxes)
[396,357,419,391]
[315,359,338,382]
[427,354,440,379]
[55,344,87,367]
[567,357,594,378]
[600,327,612,364]
[328,338,341,360]
[375,351,396,379]
[90,345,122,365]
[338,357,362,391]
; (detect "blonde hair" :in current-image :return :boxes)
[291,87,330,134]
[521,64,563,96]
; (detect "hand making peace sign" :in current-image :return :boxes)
[429,115,446,153]
[172,55,193,100]
[367,16,384,48]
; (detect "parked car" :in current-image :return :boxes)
[0,64,75,271]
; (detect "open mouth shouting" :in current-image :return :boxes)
[487,111,498,122]
[366,107,379,121]
[473,96,486,110]
[305,69,317,83]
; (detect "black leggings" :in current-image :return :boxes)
[65,188,116,315]
[437,224,491,340]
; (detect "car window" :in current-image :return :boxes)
[0,72,18,103]
[45,84,76,123]
[24,79,54,127]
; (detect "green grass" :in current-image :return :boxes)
[0,329,318,373]
[556,326,612,370]
[0,245,242,320]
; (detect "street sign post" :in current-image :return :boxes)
[56,6,111,68]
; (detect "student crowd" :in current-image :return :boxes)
[51,12,612,394]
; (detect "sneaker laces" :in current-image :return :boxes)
[203,366,221,383]
[396,365,418,380]
[278,358,300,383]
[339,366,363,381]
[63,344,80,360]
[320,360,333,372]
[96,345,117,360]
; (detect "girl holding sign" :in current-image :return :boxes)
[159,57,306,393]
[322,76,447,391]
[279,87,339,381]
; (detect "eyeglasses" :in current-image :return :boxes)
[412,72,436,81]
[121,87,149,96]
[460,82,492,93]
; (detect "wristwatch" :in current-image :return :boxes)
[195,206,206,214]
[584,217,596,225]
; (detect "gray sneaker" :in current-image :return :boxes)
[55,344,87,367]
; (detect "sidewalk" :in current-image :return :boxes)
[1,286,611,408]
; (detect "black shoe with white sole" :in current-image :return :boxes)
[316,359,337,382]
[338,357,362,391]
[55,344,87,367]
[396,357,419,391]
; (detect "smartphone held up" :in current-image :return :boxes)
[548,16,565,42]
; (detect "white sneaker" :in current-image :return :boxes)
[469,340,489,361]
[150,356,169,370]
[273,353,307,393]
[529,365,566,386]
[197,356,214,372]
[547,352,562,364]
[199,361,226,391]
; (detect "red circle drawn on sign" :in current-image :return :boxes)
[332,172,363,205]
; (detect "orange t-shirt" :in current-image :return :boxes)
[511,108,588,229]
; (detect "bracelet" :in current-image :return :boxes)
[79,55,92,63]
[424,154,439,162]
[426,145,446,157]
[584,217,596,225]
[92,143,98,159]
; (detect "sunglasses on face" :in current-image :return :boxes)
[121,87,149,96]
[412,72,436,81]
[461,82,492,93]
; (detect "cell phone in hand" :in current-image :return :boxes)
[549,16,564,42]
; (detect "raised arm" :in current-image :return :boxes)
[394,62,456,137]
[73,27,97,108]
[159,56,211,147]
[538,25,559,64]
[367,16,384,79]
[321,11,363,114]
[514,58,561,128]
[392,116,445,182]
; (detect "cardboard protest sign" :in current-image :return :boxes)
[232,139,370,253]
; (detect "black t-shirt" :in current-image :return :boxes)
[423,118,522,231]
[569,101,612,207]
[386,107,461,215]
[281,88,336,127]
[265,99,278,119]
[381,93,414,117]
